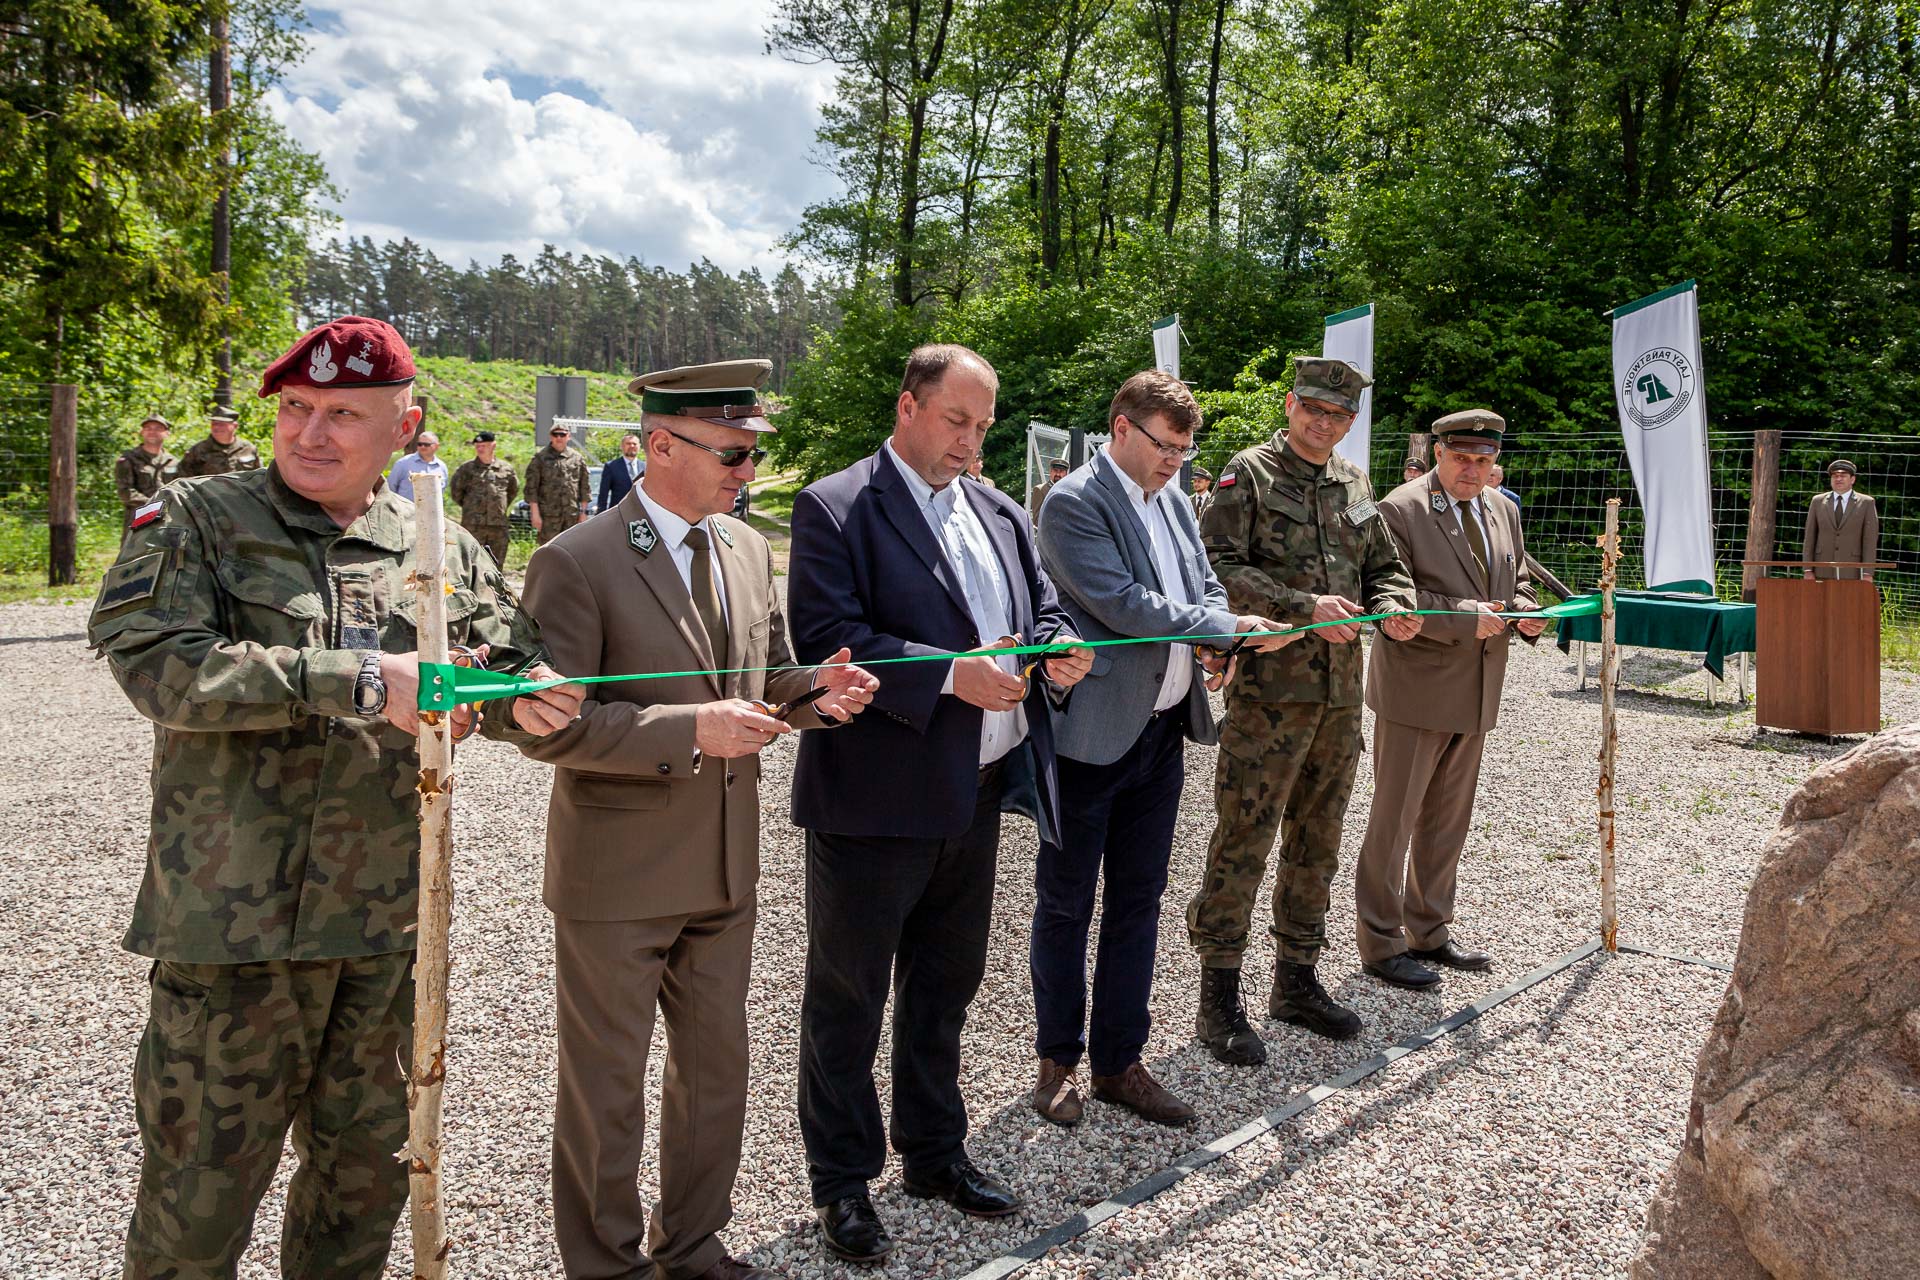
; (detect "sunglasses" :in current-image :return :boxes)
[750,684,830,721]
[666,428,766,468]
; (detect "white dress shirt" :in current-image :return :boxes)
[884,441,1024,765]
[634,478,728,629]
[1105,453,1197,712]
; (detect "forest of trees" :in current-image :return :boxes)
[296,239,840,388]
[760,0,1920,483]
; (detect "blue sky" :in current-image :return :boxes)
[271,0,840,274]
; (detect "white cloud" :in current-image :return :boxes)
[272,0,839,274]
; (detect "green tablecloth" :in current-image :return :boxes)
[1554,590,1756,679]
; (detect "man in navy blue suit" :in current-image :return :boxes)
[597,431,644,512]
[786,344,1093,1265]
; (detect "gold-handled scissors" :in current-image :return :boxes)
[749,685,831,721]
[446,644,484,742]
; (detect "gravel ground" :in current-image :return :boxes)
[2,599,1914,1279]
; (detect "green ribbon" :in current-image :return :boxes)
[418,596,1602,712]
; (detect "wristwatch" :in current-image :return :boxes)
[353,650,387,715]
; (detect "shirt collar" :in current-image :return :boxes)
[1100,449,1160,512]
[884,439,942,510]
[634,476,706,549]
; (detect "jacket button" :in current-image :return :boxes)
[726,771,737,788]
[657,763,671,775]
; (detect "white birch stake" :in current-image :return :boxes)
[1597,497,1621,953]
[408,472,454,1278]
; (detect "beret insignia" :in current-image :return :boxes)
[1327,366,1346,388]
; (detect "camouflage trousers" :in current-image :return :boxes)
[462,521,509,568]
[535,512,581,546]
[1186,700,1364,968]
[123,952,414,1280]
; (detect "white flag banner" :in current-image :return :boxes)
[1152,314,1181,381]
[1321,303,1373,476]
[1611,279,1715,594]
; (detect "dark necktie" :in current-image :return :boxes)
[1458,500,1491,596]
[682,526,729,672]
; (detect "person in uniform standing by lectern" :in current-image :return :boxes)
[1802,459,1878,582]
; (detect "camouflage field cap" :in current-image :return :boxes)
[1433,409,1506,451]
[1827,459,1858,476]
[1291,356,1372,413]
[630,359,778,434]
[140,413,173,430]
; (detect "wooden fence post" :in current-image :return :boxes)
[1741,429,1782,603]
[49,384,78,586]
[1408,431,1433,466]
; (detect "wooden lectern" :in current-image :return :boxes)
[1747,561,1889,736]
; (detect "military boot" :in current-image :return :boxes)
[1195,966,1268,1066]
[1269,959,1362,1040]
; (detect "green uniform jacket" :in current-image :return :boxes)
[524,447,590,519]
[449,457,519,524]
[176,435,263,477]
[115,447,179,521]
[1201,431,1414,707]
[87,466,541,965]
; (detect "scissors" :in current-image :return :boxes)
[992,635,1048,690]
[750,685,832,721]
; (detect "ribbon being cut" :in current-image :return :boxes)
[418,597,1604,713]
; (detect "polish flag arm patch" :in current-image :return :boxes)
[131,500,164,529]
[1216,472,1237,488]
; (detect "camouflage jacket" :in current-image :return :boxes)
[176,435,263,477]
[87,466,541,964]
[524,447,590,517]
[450,457,518,524]
[115,447,179,516]
[1200,431,1414,707]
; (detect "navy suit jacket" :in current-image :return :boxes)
[788,447,1074,841]
[598,456,641,512]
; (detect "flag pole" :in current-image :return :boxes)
[408,472,455,1278]
[1597,498,1621,952]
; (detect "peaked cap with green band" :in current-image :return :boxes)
[1432,408,1506,445]
[629,358,779,433]
[1292,356,1372,413]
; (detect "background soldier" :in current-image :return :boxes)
[526,421,591,544]
[175,406,261,477]
[1190,465,1214,517]
[87,316,580,1280]
[114,415,178,541]
[1186,356,1420,1064]
[450,430,518,566]
[1802,459,1879,581]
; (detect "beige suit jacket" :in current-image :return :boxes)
[1366,475,1538,735]
[519,486,823,922]
[1802,491,1878,580]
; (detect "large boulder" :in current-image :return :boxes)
[1632,723,1920,1280]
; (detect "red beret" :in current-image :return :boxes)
[258,315,416,397]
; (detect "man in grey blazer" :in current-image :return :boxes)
[1030,370,1292,1126]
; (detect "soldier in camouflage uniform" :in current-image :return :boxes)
[174,406,262,478]
[89,316,582,1280]
[115,416,179,542]
[1186,356,1421,1064]
[449,429,518,565]
[525,421,591,544]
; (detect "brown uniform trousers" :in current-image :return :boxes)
[1354,475,1535,964]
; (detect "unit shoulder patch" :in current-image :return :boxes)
[1217,472,1237,488]
[98,551,165,612]
[130,500,164,529]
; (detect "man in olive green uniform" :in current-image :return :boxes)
[115,416,179,542]
[89,315,582,1280]
[1186,356,1420,1064]
[175,406,262,478]
[526,421,592,544]
[450,429,518,565]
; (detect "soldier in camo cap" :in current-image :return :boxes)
[88,314,583,1280]
[175,406,262,478]
[1185,355,1421,1064]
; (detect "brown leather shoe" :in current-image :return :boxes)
[1031,1057,1084,1126]
[692,1258,778,1280]
[1090,1061,1197,1126]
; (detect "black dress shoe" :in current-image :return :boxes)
[1363,952,1442,990]
[817,1193,892,1264]
[902,1157,1023,1218]
[1409,939,1493,971]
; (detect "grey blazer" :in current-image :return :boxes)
[1036,451,1237,766]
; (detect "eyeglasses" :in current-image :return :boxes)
[665,428,766,468]
[1129,418,1200,462]
[1295,400,1356,427]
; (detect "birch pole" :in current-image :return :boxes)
[408,473,454,1278]
[1597,498,1621,953]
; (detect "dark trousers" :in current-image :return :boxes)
[1031,709,1186,1078]
[797,768,1004,1206]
